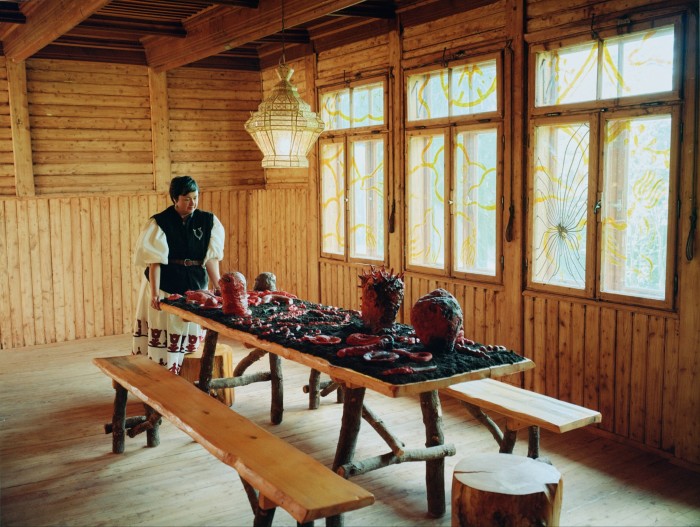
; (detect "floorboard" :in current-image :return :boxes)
[1,334,699,526]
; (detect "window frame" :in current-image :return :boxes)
[318,76,390,265]
[526,18,683,311]
[404,52,505,283]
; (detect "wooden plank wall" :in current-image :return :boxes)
[0,57,316,350]
[167,68,264,188]
[28,60,154,194]
[0,58,15,196]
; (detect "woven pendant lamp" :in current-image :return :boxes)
[244,0,324,168]
[245,63,324,168]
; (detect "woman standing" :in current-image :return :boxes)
[132,176,224,374]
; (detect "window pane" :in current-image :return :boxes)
[349,139,385,260]
[535,42,598,106]
[453,129,498,275]
[407,134,445,268]
[353,82,384,128]
[320,89,350,131]
[451,60,498,116]
[532,122,589,288]
[601,115,671,300]
[320,142,345,254]
[407,69,449,121]
[601,26,674,99]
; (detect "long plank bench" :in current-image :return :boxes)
[441,378,602,459]
[93,355,374,526]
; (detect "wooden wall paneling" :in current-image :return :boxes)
[629,313,649,443]
[544,298,559,398]
[48,199,64,343]
[3,201,22,347]
[148,69,170,193]
[316,33,390,80]
[614,310,633,438]
[118,195,132,334]
[90,198,104,338]
[644,315,665,449]
[0,58,16,196]
[401,1,507,64]
[70,197,85,339]
[570,303,585,406]
[27,60,153,195]
[675,4,700,466]
[661,317,679,453]
[167,68,263,189]
[26,199,44,344]
[6,60,34,197]
[473,287,486,344]
[523,296,534,390]
[0,201,11,348]
[583,304,600,414]
[531,298,547,392]
[79,197,94,339]
[59,198,75,341]
[37,199,55,343]
[16,200,35,345]
[484,289,496,345]
[558,301,572,402]
[109,196,123,334]
[99,197,113,337]
[599,307,617,433]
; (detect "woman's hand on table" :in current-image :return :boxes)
[150,295,161,310]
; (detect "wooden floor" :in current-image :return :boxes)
[1,334,699,527]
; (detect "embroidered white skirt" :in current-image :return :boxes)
[131,277,205,374]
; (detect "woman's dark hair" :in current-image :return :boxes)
[169,176,199,203]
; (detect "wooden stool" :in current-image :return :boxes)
[180,343,234,406]
[452,453,562,527]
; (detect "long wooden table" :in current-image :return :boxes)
[161,301,533,520]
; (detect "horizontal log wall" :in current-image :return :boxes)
[0,59,13,195]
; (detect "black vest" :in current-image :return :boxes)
[145,206,214,295]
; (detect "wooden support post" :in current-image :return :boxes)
[338,444,456,478]
[452,454,563,527]
[308,369,321,409]
[111,382,127,454]
[500,428,518,454]
[420,390,446,518]
[361,403,406,456]
[198,329,219,394]
[269,353,283,424]
[329,386,366,527]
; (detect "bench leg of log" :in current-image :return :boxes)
[111,382,128,454]
[500,427,518,454]
[307,369,321,409]
[420,390,446,518]
[269,353,284,424]
[241,477,277,527]
[198,329,219,394]
[104,415,146,434]
[527,426,540,459]
[145,404,161,447]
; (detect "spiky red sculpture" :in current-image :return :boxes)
[359,266,405,333]
[410,289,463,353]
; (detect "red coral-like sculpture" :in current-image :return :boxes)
[219,271,251,316]
[359,266,405,333]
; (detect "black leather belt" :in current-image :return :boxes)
[169,259,203,267]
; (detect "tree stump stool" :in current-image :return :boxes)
[452,453,563,527]
[180,343,234,406]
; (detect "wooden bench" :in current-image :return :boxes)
[441,378,602,459]
[93,355,374,526]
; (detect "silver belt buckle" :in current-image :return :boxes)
[184,258,193,266]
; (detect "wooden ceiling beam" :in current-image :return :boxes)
[2,0,111,62]
[144,0,365,72]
